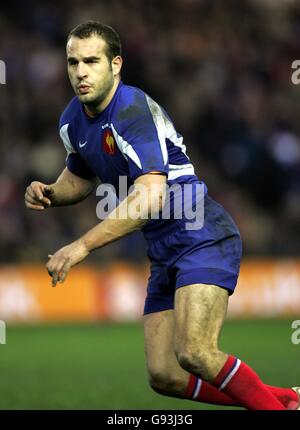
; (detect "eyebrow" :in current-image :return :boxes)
[67,56,100,62]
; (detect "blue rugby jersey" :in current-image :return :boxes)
[59,81,207,236]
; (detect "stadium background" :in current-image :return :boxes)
[0,0,300,409]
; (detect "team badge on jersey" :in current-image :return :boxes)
[103,129,116,155]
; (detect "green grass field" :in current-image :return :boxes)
[0,319,299,409]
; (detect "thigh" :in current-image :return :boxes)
[174,283,229,351]
[144,309,176,375]
[143,310,191,395]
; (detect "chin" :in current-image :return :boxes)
[78,94,93,103]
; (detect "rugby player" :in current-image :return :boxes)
[25,21,299,410]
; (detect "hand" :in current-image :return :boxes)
[25,181,54,210]
[46,239,90,287]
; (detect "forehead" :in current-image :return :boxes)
[66,35,107,58]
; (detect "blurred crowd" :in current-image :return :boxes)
[1,0,300,263]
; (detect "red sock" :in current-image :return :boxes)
[211,355,286,410]
[185,374,236,406]
[185,374,298,408]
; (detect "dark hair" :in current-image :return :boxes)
[68,21,122,62]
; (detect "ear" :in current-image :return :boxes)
[111,56,123,76]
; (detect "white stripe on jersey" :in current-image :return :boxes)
[145,94,190,160]
[165,122,189,160]
[111,124,142,169]
[145,94,194,181]
[168,164,195,180]
[145,94,168,166]
[60,124,76,156]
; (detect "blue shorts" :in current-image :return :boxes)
[143,195,242,315]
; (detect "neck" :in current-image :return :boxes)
[84,78,120,118]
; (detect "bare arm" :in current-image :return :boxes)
[48,168,98,207]
[25,167,98,210]
[46,173,167,286]
[80,172,166,251]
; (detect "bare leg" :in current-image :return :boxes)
[174,284,228,381]
[173,283,286,409]
[143,303,297,409]
[144,309,190,397]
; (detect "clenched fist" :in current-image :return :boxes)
[25,181,54,210]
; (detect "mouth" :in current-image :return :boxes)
[78,84,91,94]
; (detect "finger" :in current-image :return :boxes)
[25,194,44,206]
[25,193,38,204]
[46,259,60,275]
[46,262,58,287]
[48,254,53,259]
[47,259,66,287]
[40,197,51,207]
[52,271,59,287]
[53,264,67,287]
[26,187,38,200]
[25,202,45,210]
[30,184,45,201]
[26,191,51,208]
[59,262,71,283]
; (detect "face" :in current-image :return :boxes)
[66,35,121,107]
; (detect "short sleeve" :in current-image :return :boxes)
[59,123,95,179]
[112,92,169,181]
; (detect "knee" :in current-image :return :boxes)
[175,347,206,373]
[148,366,181,395]
[148,369,169,394]
[175,344,216,381]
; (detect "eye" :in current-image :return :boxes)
[68,60,77,66]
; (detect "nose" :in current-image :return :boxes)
[76,61,88,79]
